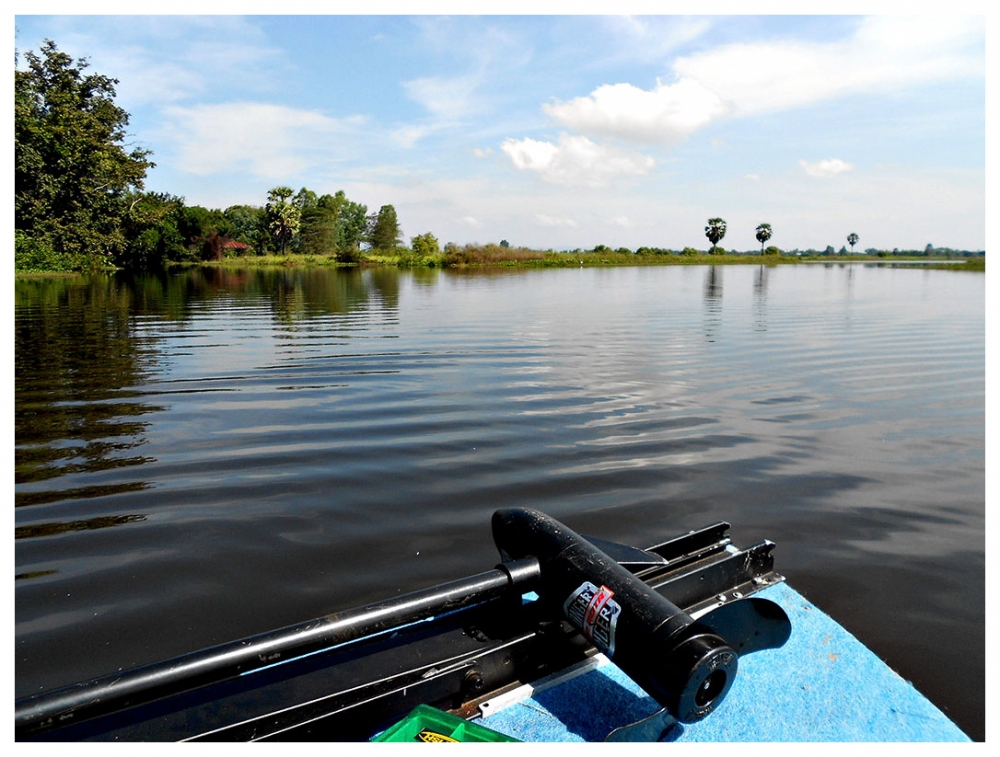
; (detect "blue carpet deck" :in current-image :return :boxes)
[479,583,969,742]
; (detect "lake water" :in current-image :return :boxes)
[14,263,985,740]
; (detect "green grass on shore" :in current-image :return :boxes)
[17,248,985,275]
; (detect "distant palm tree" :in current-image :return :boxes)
[847,232,859,252]
[705,218,727,254]
[756,223,773,252]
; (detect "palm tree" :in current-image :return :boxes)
[847,232,859,252]
[265,186,301,254]
[755,223,773,253]
[705,218,727,254]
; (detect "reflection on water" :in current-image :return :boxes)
[14,264,984,740]
[15,278,162,510]
[703,266,722,342]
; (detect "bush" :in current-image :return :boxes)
[441,243,545,266]
[763,246,781,256]
[15,231,81,272]
[681,247,701,256]
[411,232,440,258]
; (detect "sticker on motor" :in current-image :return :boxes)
[563,581,621,655]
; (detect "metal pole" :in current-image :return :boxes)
[16,559,539,738]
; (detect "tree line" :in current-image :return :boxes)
[15,40,404,273]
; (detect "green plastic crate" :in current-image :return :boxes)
[372,704,520,742]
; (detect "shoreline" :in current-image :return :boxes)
[14,253,984,277]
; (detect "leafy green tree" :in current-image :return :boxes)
[499,239,510,248]
[763,245,781,256]
[298,197,339,256]
[755,223,773,252]
[294,187,318,211]
[224,204,267,254]
[336,192,368,261]
[119,191,186,269]
[367,204,401,251]
[265,186,301,254]
[705,218,727,254]
[15,39,154,271]
[847,232,859,252]
[411,232,440,258]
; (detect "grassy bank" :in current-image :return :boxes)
[198,248,809,270]
[19,247,985,276]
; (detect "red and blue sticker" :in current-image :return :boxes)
[563,581,621,655]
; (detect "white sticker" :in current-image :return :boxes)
[563,581,621,655]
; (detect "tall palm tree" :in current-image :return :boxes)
[265,186,301,254]
[847,232,859,252]
[705,218,727,254]
[756,223,773,252]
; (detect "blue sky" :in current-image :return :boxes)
[13,5,987,252]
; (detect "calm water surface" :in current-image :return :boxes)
[14,264,985,739]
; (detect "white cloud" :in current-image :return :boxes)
[390,124,446,149]
[609,216,633,228]
[534,16,981,147]
[544,79,728,146]
[160,103,362,179]
[501,134,654,187]
[604,16,713,62]
[46,17,289,109]
[744,174,761,181]
[799,158,855,178]
[403,74,482,120]
[672,15,982,118]
[473,147,494,158]
[461,216,483,227]
[535,214,578,228]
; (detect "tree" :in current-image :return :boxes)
[367,204,401,251]
[119,191,186,269]
[265,186,301,254]
[705,218,727,254]
[224,204,267,254]
[15,39,154,270]
[336,192,368,261]
[411,233,440,258]
[755,223,773,253]
[847,232,859,252]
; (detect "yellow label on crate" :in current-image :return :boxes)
[415,728,458,742]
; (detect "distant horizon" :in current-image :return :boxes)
[13,11,985,252]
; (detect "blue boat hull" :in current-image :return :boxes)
[478,583,969,742]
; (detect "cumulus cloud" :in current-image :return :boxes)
[534,16,981,147]
[799,158,855,178]
[609,216,633,228]
[501,134,654,187]
[544,79,728,145]
[161,102,362,179]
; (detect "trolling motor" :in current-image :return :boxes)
[493,508,790,729]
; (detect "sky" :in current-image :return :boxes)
[11,4,987,252]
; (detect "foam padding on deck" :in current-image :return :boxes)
[481,583,969,742]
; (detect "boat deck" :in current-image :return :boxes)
[477,583,969,742]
